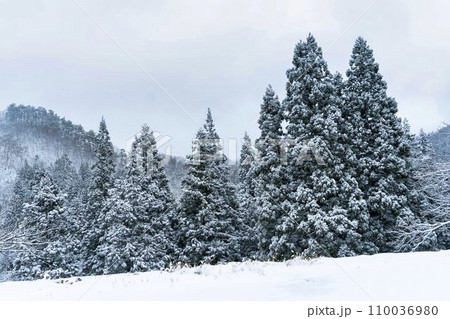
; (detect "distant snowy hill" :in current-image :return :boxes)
[0,104,97,204]
[0,250,448,300]
[0,104,97,166]
[0,104,189,201]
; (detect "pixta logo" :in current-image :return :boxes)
[126,130,173,168]
[189,137,325,166]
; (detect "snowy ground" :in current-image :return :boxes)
[0,250,448,300]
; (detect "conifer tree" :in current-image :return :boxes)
[93,124,175,274]
[343,37,411,251]
[280,34,368,258]
[131,124,176,271]
[52,154,77,200]
[237,132,258,258]
[13,172,74,279]
[89,118,116,208]
[94,179,136,274]
[51,155,85,275]
[7,157,47,227]
[413,129,433,159]
[82,118,115,274]
[252,86,287,260]
[177,109,241,265]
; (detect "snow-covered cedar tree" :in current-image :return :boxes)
[129,125,176,272]
[12,171,76,279]
[252,85,288,261]
[93,124,176,274]
[280,34,369,258]
[88,118,116,208]
[237,132,258,258]
[51,154,78,200]
[82,118,116,275]
[343,37,412,252]
[177,109,242,266]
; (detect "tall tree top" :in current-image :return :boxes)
[242,131,250,144]
[203,108,219,139]
[345,37,399,117]
[258,85,283,140]
[290,33,328,77]
[90,117,115,202]
[239,131,254,167]
[99,117,109,136]
[95,118,114,158]
[285,34,338,141]
[347,37,384,88]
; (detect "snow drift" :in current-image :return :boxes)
[0,250,448,300]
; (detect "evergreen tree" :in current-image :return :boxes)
[52,154,77,200]
[7,157,47,227]
[82,118,116,274]
[94,178,137,274]
[89,118,116,208]
[131,124,176,271]
[13,172,74,279]
[66,163,92,264]
[177,109,241,265]
[279,34,368,258]
[343,37,411,251]
[237,132,258,258]
[413,129,433,159]
[51,154,85,275]
[252,86,287,260]
[76,163,93,205]
[93,124,175,274]
[7,161,34,227]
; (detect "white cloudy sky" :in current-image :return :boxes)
[0,0,449,156]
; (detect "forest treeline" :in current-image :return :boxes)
[1,34,448,280]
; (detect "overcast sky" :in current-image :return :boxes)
[0,0,449,157]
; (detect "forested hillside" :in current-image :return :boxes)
[0,105,97,207]
[0,104,97,166]
[0,104,189,202]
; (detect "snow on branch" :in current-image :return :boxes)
[393,160,450,252]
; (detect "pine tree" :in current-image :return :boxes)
[13,172,74,279]
[51,154,86,275]
[343,37,411,251]
[7,161,34,227]
[177,109,241,266]
[237,132,258,258]
[82,118,116,274]
[93,124,175,274]
[94,178,137,274]
[7,157,47,227]
[131,124,176,271]
[76,163,93,205]
[252,85,287,260]
[413,129,433,160]
[89,118,116,208]
[52,154,77,200]
[279,34,368,258]
[66,162,92,262]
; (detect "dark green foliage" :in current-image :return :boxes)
[177,109,241,265]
